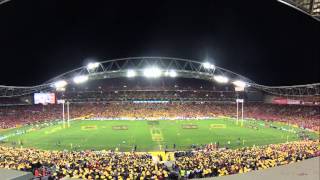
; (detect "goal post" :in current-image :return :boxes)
[67,101,70,128]
[57,99,67,128]
[236,99,244,126]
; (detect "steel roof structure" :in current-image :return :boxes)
[0,57,319,97]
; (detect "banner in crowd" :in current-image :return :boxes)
[287,99,301,105]
[271,97,318,106]
[272,98,287,104]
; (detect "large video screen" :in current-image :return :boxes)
[34,93,56,105]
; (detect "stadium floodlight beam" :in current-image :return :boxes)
[143,67,162,78]
[232,80,247,88]
[86,62,100,70]
[127,70,137,78]
[214,75,229,83]
[73,75,89,84]
[202,62,215,69]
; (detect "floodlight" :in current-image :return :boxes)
[232,80,247,88]
[164,70,177,77]
[214,75,229,83]
[73,75,88,84]
[143,67,162,78]
[127,70,136,78]
[56,87,66,92]
[87,62,100,70]
[169,70,177,77]
[202,62,215,69]
[53,80,68,89]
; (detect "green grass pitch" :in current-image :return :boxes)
[1,118,317,151]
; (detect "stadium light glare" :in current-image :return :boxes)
[232,80,247,88]
[169,70,177,77]
[87,62,100,70]
[73,75,89,84]
[127,70,137,78]
[53,80,68,89]
[56,87,66,92]
[143,67,162,78]
[164,70,177,78]
[214,75,229,83]
[202,62,215,69]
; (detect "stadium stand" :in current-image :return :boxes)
[0,102,319,131]
[0,78,319,179]
[0,140,318,179]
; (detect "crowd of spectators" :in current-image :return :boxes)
[0,98,20,105]
[0,105,61,129]
[0,146,170,180]
[173,140,319,179]
[245,103,320,131]
[63,77,233,92]
[56,77,236,103]
[59,90,236,103]
[0,102,319,131]
[0,140,318,179]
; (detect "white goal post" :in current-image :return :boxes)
[236,99,244,126]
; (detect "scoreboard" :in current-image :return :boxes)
[34,93,56,105]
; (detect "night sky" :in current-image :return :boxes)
[0,0,319,86]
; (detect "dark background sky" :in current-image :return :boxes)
[0,0,319,86]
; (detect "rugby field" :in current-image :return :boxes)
[1,118,317,151]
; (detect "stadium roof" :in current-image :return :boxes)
[0,57,319,97]
[278,0,320,21]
